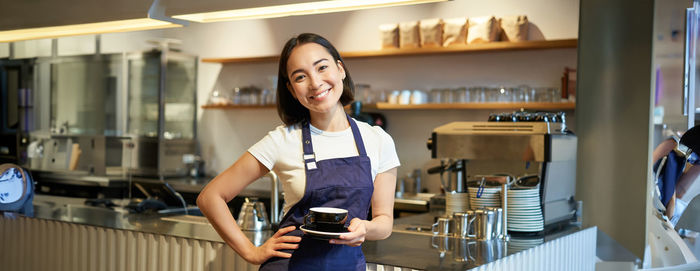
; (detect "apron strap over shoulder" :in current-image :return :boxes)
[301,121,317,170]
[301,116,368,171]
[346,115,367,157]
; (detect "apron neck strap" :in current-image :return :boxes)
[346,114,367,157]
[301,115,368,159]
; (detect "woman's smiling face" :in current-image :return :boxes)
[286,42,346,115]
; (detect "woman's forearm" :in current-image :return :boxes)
[197,153,270,260]
[653,139,677,164]
[197,193,255,259]
[677,164,700,199]
[364,214,393,240]
[364,168,398,241]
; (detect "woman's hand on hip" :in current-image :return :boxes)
[244,225,300,265]
[331,218,367,247]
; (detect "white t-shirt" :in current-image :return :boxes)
[248,119,400,214]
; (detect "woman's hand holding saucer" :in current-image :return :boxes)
[330,218,367,247]
[245,225,301,264]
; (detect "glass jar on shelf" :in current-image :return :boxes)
[512,85,530,103]
[485,87,499,102]
[520,85,536,103]
[468,87,484,103]
[534,87,551,102]
[454,87,468,103]
[549,87,562,102]
[388,90,400,104]
[496,86,512,102]
[207,88,233,106]
[354,84,372,104]
[399,90,412,104]
[259,88,270,105]
[232,87,242,104]
[441,88,455,103]
[429,88,442,103]
[373,89,389,103]
[410,89,427,104]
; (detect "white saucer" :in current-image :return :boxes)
[300,225,350,240]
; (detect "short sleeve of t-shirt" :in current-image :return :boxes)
[373,126,400,174]
[248,125,287,170]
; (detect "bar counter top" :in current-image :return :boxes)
[22,194,639,270]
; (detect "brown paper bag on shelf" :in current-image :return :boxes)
[500,15,529,41]
[467,16,500,44]
[399,21,421,49]
[419,18,443,48]
[379,23,399,49]
[442,17,468,47]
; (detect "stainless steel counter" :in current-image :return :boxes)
[32,194,271,244]
[27,194,631,271]
[365,212,584,270]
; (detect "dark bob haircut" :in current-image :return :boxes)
[276,33,355,126]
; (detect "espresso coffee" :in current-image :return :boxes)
[304,207,348,232]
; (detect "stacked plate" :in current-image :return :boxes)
[508,237,544,254]
[507,187,544,232]
[445,192,470,216]
[468,186,501,210]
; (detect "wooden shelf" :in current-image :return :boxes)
[201,39,577,64]
[202,102,575,110]
[364,102,576,110]
[201,104,275,109]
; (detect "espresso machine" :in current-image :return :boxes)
[426,114,578,229]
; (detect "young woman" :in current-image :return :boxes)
[197,33,400,271]
[652,125,700,225]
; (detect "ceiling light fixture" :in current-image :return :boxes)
[0,0,187,43]
[173,0,448,23]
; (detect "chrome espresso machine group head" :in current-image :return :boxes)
[426,119,578,229]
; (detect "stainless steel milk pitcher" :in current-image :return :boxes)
[453,210,476,238]
[474,209,496,241]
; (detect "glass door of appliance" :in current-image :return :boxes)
[126,51,196,140]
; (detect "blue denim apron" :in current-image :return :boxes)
[259,115,374,271]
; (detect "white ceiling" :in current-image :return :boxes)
[0,0,315,31]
